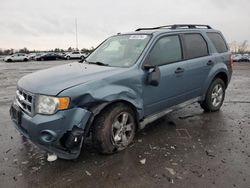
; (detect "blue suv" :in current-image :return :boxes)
[10,24,233,160]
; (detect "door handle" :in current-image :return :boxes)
[175,67,184,74]
[207,60,214,66]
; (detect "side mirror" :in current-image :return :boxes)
[143,64,161,86]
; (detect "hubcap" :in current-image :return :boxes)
[112,112,134,147]
[211,84,223,107]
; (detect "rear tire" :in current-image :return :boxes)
[92,103,136,154]
[200,78,226,112]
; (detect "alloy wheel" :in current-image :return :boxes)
[111,112,135,148]
[211,84,224,107]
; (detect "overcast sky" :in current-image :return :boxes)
[0,0,249,50]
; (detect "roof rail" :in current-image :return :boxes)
[135,24,212,31]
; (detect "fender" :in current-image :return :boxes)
[87,84,143,117]
[72,84,144,136]
[60,82,144,118]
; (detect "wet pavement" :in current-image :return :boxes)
[0,60,250,188]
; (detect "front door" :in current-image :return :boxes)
[142,35,187,116]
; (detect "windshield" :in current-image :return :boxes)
[86,34,151,67]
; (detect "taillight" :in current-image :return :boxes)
[230,53,234,66]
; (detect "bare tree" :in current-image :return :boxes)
[229,41,238,53]
[68,47,73,52]
[238,40,248,54]
[19,47,29,53]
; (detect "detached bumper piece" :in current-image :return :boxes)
[10,104,92,160]
[61,126,85,149]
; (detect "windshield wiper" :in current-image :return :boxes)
[85,60,109,66]
[89,61,109,66]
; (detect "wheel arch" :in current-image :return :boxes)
[213,72,228,88]
[201,70,229,101]
[100,100,139,120]
[85,100,140,136]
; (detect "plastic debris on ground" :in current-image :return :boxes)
[140,158,146,165]
[165,167,176,175]
[47,153,58,162]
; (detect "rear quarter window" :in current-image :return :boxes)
[183,33,209,59]
[207,32,228,53]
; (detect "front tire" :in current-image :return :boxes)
[200,78,226,112]
[92,103,136,154]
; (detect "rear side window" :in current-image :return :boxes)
[207,32,228,53]
[149,35,182,66]
[183,33,209,59]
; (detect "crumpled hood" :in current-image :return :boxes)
[18,62,121,95]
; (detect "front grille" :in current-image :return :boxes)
[16,88,34,116]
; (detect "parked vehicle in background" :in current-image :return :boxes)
[57,52,66,57]
[64,51,86,60]
[27,53,43,60]
[4,53,29,62]
[10,24,233,160]
[233,54,250,62]
[27,53,37,60]
[233,54,242,62]
[35,53,64,61]
[83,52,90,57]
[0,55,6,61]
[241,54,250,62]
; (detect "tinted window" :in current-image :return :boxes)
[207,32,228,53]
[183,33,208,59]
[149,35,182,66]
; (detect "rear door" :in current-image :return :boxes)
[180,33,212,99]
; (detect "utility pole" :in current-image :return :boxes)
[75,18,78,50]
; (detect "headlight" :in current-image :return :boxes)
[36,95,70,115]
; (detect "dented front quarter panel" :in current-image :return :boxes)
[59,67,145,119]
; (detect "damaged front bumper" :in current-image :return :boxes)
[10,104,92,160]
